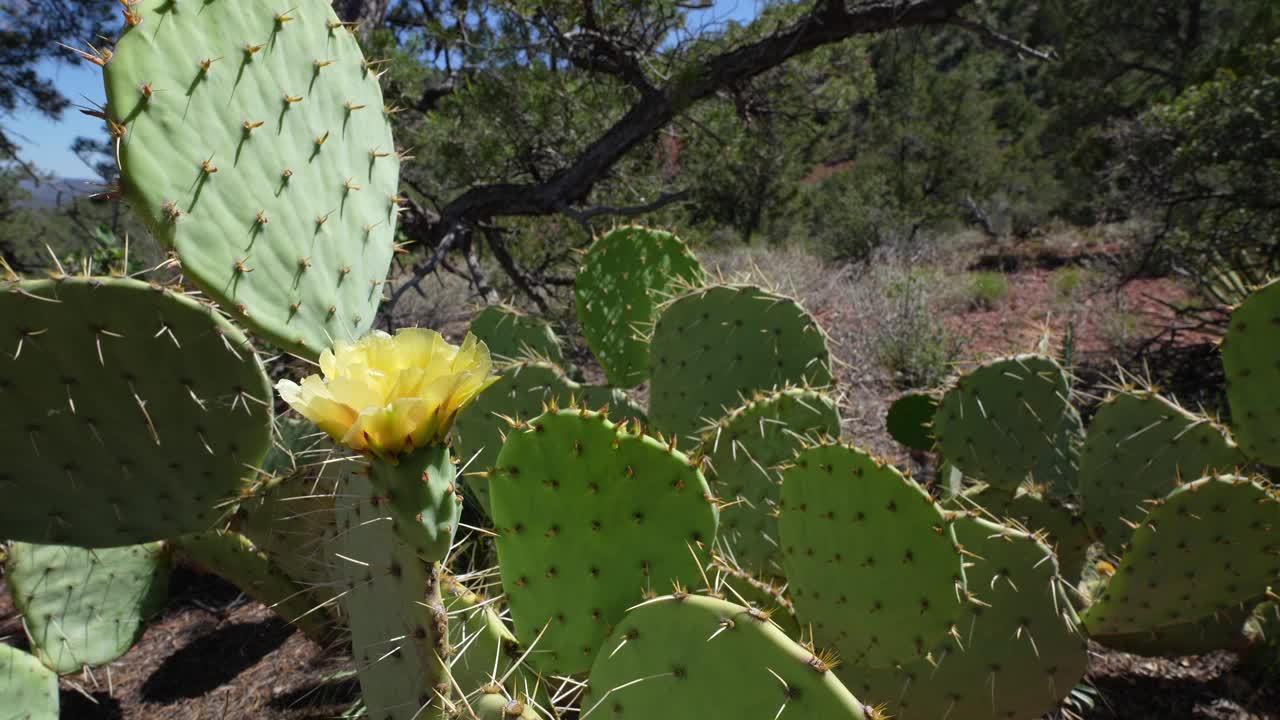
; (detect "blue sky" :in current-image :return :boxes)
[8,1,762,178]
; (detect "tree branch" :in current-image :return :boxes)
[949,16,1058,62]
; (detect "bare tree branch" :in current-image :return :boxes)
[949,16,1058,63]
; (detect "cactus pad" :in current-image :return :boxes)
[0,645,58,720]
[328,459,448,720]
[103,0,398,357]
[584,595,867,720]
[0,277,272,547]
[933,355,1076,492]
[1079,391,1243,552]
[236,457,337,591]
[575,226,705,388]
[443,574,539,699]
[454,362,644,515]
[5,541,169,674]
[778,443,966,667]
[841,517,1088,720]
[700,388,840,578]
[489,409,717,675]
[1223,279,1280,465]
[986,488,1094,584]
[649,284,832,439]
[1082,476,1280,636]
[468,305,563,364]
[885,391,937,452]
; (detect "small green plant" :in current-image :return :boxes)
[964,270,1010,309]
[875,271,964,389]
[1051,266,1090,300]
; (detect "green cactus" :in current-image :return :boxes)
[709,556,801,638]
[454,361,644,515]
[235,456,338,593]
[0,645,59,720]
[884,391,937,452]
[649,284,833,439]
[979,486,1094,584]
[328,459,450,720]
[0,276,273,547]
[174,529,336,643]
[367,444,462,563]
[575,226,705,388]
[468,305,564,365]
[488,408,718,676]
[933,354,1080,494]
[840,517,1088,720]
[102,0,398,358]
[5,541,169,674]
[1079,391,1243,552]
[472,689,544,720]
[584,595,868,720]
[442,574,545,703]
[1090,601,1259,657]
[778,443,967,668]
[700,387,841,578]
[1222,278,1280,465]
[1082,475,1280,636]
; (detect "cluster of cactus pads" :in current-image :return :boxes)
[3,2,1279,718]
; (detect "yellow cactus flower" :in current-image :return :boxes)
[276,329,494,459]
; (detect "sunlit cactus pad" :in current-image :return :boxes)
[0,645,58,720]
[468,304,564,364]
[1223,278,1280,464]
[489,409,717,675]
[933,354,1076,492]
[701,387,840,578]
[1083,475,1280,636]
[5,541,169,674]
[884,390,937,452]
[454,361,644,515]
[103,0,398,357]
[575,226,705,388]
[778,443,966,668]
[649,284,832,439]
[0,277,273,547]
[584,595,868,720]
[328,460,443,720]
[1079,391,1242,551]
[841,517,1088,720]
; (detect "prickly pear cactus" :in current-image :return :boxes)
[1222,279,1280,465]
[0,277,273,547]
[649,284,833,439]
[885,391,937,452]
[328,459,448,720]
[453,362,644,515]
[840,517,1088,720]
[710,556,801,637]
[103,0,398,358]
[982,487,1094,584]
[1079,391,1243,551]
[575,226,705,388]
[488,409,718,675]
[5,541,169,674]
[468,305,563,364]
[1090,601,1258,657]
[701,387,840,578]
[442,574,544,701]
[174,529,335,643]
[1083,476,1280,636]
[933,355,1078,493]
[472,689,544,720]
[585,595,868,720]
[778,443,967,668]
[0,645,58,720]
[235,458,337,592]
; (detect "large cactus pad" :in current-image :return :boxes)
[885,391,937,452]
[103,0,398,357]
[1079,391,1243,552]
[778,443,966,668]
[934,354,1077,492]
[468,305,563,364]
[584,595,868,720]
[700,388,841,578]
[489,409,717,675]
[1223,279,1280,464]
[841,517,1088,720]
[5,541,169,674]
[649,284,832,439]
[453,362,643,515]
[575,226,705,388]
[0,277,272,547]
[0,645,58,720]
[1083,476,1280,636]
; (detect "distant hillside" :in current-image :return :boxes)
[15,177,101,209]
